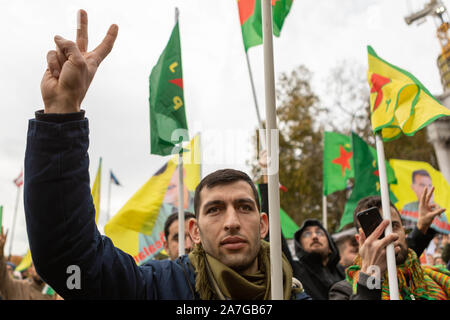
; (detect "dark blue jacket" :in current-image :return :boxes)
[24,116,309,300]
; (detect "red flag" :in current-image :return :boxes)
[13,171,23,187]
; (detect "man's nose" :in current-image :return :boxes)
[224,207,241,231]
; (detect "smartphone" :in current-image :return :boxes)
[356,207,384,239]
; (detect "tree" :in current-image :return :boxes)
[250,65,326,227]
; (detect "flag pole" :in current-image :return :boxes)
[107,170,112,222]
[322,195,328,231]
[375,133,399,300]
[262,0,283,300]
[245,51,266,150]
[174,7,185,257]
[8,183,21,257]
[177,149,185,257]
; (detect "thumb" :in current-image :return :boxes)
[431,207,446,218]
[54,35,85,66]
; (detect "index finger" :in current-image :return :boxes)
[420,186,427,207]
[76,9,88,53]
[425,186,435,205]
[91,24,119,66]
[366,219,389,243]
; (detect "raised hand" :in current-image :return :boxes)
[417,186,446,234]
[258,149,268,183]
[0,226,8,258]
[356,220,399,275]
[41,9,118,114]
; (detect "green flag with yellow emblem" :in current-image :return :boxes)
[149,21,188,156]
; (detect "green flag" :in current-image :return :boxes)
[257,185,298,239]
[323,132,354,196]
[238,0,293,51]
[280,207,299,239]
[149,21,188,156]
[323,132,397,196]
[0,205,3,229]
[338,133,397,230]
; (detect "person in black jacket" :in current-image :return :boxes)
[291,219,345,300]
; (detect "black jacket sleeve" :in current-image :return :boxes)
[406,226,436,258]
[24,115,157,299]
[328,273,382,300]
[258,183,296,269]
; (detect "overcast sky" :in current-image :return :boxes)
[0,0,447,256]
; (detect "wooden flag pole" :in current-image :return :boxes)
[322,195,328,231]
[262,0,283,300]
[375,133,399,300]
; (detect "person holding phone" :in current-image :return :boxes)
[329,187,449,300]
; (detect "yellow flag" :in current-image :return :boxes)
[15,249,32,272]
[367,46,450,141]
[105,135,201,264]
[92,158,102,224]
[389,159,450,234]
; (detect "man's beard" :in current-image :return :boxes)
[395,245,409,265]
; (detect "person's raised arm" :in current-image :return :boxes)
[25,11,158,300]
[407,186,445,256]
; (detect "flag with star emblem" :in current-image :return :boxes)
[238,0,293,51]
[323,132,396,197]
[149,21,188,156]
[323,132,354,196]
[367,46,450,141]
[337,133,398,231]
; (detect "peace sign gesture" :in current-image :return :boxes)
[417,186,446,234]
[41,10,118,114]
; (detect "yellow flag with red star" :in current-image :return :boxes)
[367,46,450,141]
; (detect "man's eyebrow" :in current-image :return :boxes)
[234,198,257,206]
[202,200,225,210]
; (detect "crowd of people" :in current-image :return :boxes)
[1,9,449,301]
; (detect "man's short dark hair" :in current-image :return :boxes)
[352,195,401,229]
[335,234,358,252]
[193,169,260,218]
[164,211,196,240]
[412,169,431,184]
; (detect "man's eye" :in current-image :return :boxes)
[206,207,219,214]
[239,205,252,211]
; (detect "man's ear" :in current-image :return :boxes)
[163,237,169,253]
[189,217,201,245]
[260,212,269,239]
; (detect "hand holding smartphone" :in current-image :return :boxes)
[356,207,385,239]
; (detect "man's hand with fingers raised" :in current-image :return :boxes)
[41,9,118,114]
[356,220,399,275]
[417,186,446,234]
